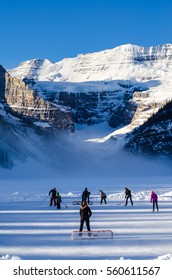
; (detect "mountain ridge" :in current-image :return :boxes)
[7,43,172,132]
[8,43,172,83]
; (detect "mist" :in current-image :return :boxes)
[0,125,171,193]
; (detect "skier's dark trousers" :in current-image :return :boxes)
[82,187,91,204]
[125,187,133,206]
[49,187,57,206]
[79,201,92,234]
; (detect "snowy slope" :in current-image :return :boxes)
[8,44,172,83]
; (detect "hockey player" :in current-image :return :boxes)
[82,187,91,204]
[56,192,62,209]
[49,187,57,206]
[150,191,159,211]
[125,187,133,206]
[79,201,92,236]
[99,190,107,204]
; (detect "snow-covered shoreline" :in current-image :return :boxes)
[0,187,172,202]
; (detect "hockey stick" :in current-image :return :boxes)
[90,232,98,237]
[117,198,125,206]
[62,202,68,208]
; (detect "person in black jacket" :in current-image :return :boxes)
[82,187,91,204]
[56,192,62,209]
[99,189,107,204]
[79,201,92,235]
[49,187,57,206]
[125,187,133,206]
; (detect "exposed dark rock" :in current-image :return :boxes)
[0,65,74,132]
[0,65,6,102]
[125,101,172,156]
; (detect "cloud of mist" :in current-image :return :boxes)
[0,125,171,194]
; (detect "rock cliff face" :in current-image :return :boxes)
[0,65,6,101]
[125,101,172,156]
[53,89,137,127]
[0,65,74,132]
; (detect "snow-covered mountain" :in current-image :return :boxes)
[8,44,172,125]
[1,44,172,169]
[8,44,172,83]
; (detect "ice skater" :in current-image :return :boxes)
[99,190,107,204]
[150,191,159,211]
[56,192,62,209]
[125,187,133,206]
[49,187,57,206]
[82,187,91,204]
[79,201,92,236]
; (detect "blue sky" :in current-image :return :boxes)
[0,0,172,69]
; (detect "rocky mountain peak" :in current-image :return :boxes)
[9,59,53,80]
[8,43,172,83]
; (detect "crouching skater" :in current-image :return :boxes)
[79,201,92,237]
[99,189,107,204]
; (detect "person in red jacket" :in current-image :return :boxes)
[150,191,159,211]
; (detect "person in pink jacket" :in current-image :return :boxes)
[150,191,159,211]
